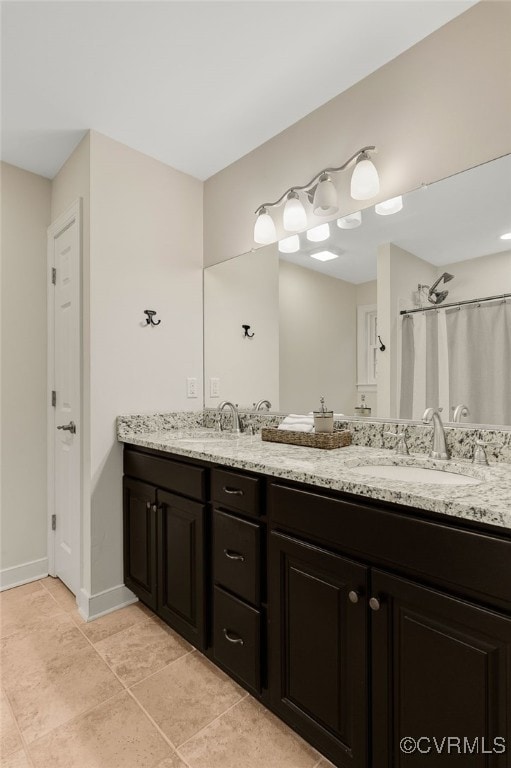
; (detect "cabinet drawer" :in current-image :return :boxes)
[213,509,261,605]
[269,483,511,611]
[211,469,261,517]
[213,586,261,694]
[124,449,206,501]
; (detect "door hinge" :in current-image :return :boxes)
[51,390,56,407]
[51,514,56,531]
[51,267,56,285]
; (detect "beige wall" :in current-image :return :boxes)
[51,133,92,596]
[377,243,436,418]
[1,163,51,584]
[204,248,279,410]
[89,132,203,596]
[279,261,357,414]
[442,251,511,302]
[204,2,511,267]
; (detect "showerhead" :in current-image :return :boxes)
[427,272,455,305]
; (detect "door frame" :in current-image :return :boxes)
[47,199,82,579]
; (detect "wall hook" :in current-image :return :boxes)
[144,310,161,326]
[242,324,254,338]
[378,335,386,351]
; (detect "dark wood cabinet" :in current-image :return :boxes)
[123,448,207,648]
[157,490,206,649]
[123,477,158,610]
[269,531,369,768]
[371,569,511,768]
[123,445,511,768]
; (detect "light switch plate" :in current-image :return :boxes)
[210,378,220,398]
[187,377,198,398]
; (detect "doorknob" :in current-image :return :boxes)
[57,421,76,434]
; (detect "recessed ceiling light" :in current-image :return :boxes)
[278,234,300,253]
[500,232,511,240]
[306,223,330,242]
[375,195,403,216]
[310,250,339,262]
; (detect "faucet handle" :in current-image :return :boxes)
[473,439,502,465]
[384,431,410,455]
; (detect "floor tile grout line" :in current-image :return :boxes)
[128,648,197,691]
[176,691,250,752]
[72,611,157,647]
[24,689,130,756]
[73,612,197,691]
[124,688,194,768]
[2,681,38,768]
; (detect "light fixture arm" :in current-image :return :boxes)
[254,146,376,214]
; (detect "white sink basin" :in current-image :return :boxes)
[350,465,481,485]
[172,431,241,444]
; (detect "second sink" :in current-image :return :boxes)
[350,465,482,485]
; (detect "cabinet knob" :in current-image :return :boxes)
[223,628,244,646]
[369,597,381,611]
[348,590,360,604]
[146,501,151,510]
[152,504,158,512]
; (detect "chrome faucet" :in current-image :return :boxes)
[218,401,242,434]
[452,404,470,422]
[254,399,272,411]
[422,407,450,460]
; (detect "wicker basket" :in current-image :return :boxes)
[261,427,352,450]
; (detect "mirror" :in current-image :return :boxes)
[204,154,511,426]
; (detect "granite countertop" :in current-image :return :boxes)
[118,428,511,531]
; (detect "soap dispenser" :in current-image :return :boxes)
[354,394,371,418]
[313,397,334,433]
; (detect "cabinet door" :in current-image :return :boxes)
[371,569,511,768]
[269,531,369,768]
[123,477,157,610]
[157,489,206,650]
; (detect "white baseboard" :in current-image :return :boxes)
[0,558,49,591]
[77,583,138,622]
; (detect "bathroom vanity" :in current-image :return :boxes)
[120,427,511,768]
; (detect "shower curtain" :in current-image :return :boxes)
[400,300,511,424]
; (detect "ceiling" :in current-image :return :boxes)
[278,153,511,283]
[1,1,475,180]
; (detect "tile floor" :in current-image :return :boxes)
[0,578,334,768]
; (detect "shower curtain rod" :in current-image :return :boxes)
[400,292,511,316]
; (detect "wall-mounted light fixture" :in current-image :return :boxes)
[253,146,379,244]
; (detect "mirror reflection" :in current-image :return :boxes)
[204,154,511,426]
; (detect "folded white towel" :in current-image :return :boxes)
[277,422,314,433]
[287,413,314,420]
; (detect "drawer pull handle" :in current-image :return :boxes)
[223,628,244,646]
[224,549,245,562]
[222,486,244,496]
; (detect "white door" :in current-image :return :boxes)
[48,202,81,595]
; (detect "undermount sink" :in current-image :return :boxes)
[171,431,242,444]
[350,464,482,486]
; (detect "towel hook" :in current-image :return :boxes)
[144,310,161,326]
[378,335,386,351]
[242,324,254,338]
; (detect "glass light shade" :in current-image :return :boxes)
[312,176,339,217]
[306,223,330,242]
[337,211,362,229]
[351,155,380,200]
[309,250,339,262]
[500,232,511,240]
[283,193,307,232]
[278,234,300,253]
[375,195,403,216]
[254,209,276,244]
